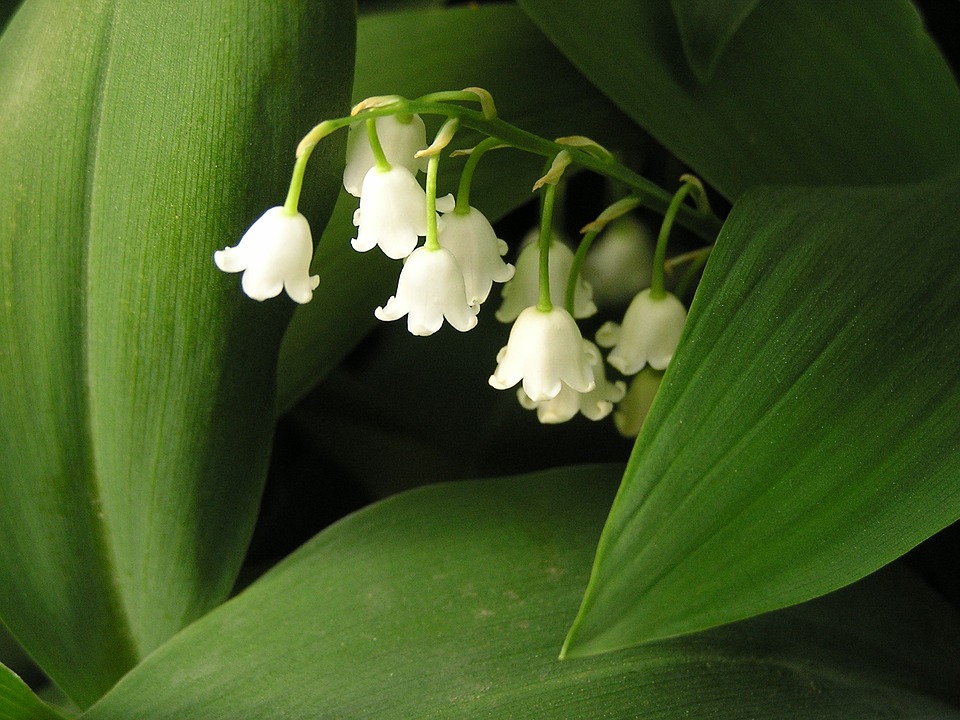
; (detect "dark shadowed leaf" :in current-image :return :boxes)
[671,0,760,82]
[516,0,960,198]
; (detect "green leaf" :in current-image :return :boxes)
[671,0,760,82]
[0,627,35,691]
[81,467,960,719]
[0,662,67,720]
[280,311,635,500]
[0,0,353,706]
[358,0,445,13]
[276,4,641,410]
[516,0,960,198]
[562,176,960,658]
[0,3,19,33]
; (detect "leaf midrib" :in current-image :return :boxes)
[77,0,142,674]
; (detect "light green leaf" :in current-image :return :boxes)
[82,467,960,719]
[563,176,960,657]
[0,0,353,706]
[0,662,67,720]
[358,0,444,13]
[516,0,960,198]
[0,627,36,692]
[276,4,640,410]
[671,0,760,82]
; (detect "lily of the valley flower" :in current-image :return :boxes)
[517,340,625,424]
[438,206,515,306]
[213,206,319,304]
[495,232,596,322]
[374,245,479,335]
[342,114,427,197]
[596,288,687,374]
[352,165,455,260]
[581,215,654,308]
[489,306,595,402]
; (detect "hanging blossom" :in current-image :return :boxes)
[374,245,479,335]
[517,340,625,424]
[213,206,319,304]
[437,206,515,306]
[342,114,427,197]
[351,165,455,260]
[495,232,596,322]
[596,288,687,374]
[581,215,654,308]
[489,306,596,402]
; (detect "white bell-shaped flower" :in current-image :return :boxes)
[581,215,654,308]
[596,288,687,374]
[342,114,427,197]
[495,233,596,322]
[351,165,455,260]
[213,206,318,304]
[352,166,426,260]
[375,245,479,336]
[489,306,595,402]
[437,206,515,306]
[517,341,626,424]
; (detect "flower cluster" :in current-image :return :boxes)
[346,115,514,336]
[213,91,715,433]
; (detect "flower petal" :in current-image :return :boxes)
[439,207,516,306]
[495,233,595,322]
[374,246,478,336]
[606,288,687,374]
[489,306,594,401]
[214,206,317,303]
[343,114,427,197]
[353,166,429,260]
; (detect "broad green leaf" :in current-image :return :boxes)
[562,176,960,658]
[276,4,640,410]
[359,0,444,13]
[0,628,35,691]
[0,662,67,720]
[516,0,960,198]
[670,0,760,82]
[83,467,960,719]
[0,0,353,706]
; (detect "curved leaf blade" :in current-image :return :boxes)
[0,662,67,720]
[671,0,760,82]
[516,0,960,198]
[0,0,353,705]
[563,176,960,657]
[81,467,960,719]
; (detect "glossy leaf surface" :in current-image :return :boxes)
[0,0,353,705]
[671,0,760,82]
[516,0,960,198]
[0,662,66,720]
[83,467,960,719]
[563,177,960,657]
